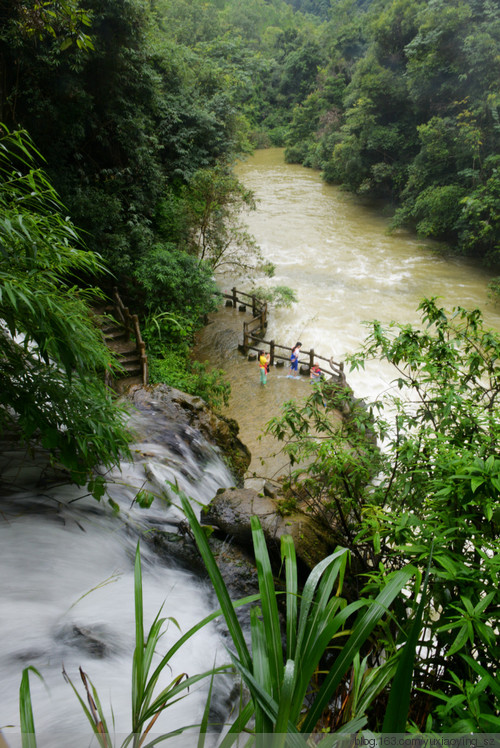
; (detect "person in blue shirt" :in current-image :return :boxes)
[288,342,302,378]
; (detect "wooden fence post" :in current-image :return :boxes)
[252,295,256,318]
[270,339,275,366]
[243,321,249,352]
[309,348,314,368]
[123,308,131,340]
[232,287,237,308]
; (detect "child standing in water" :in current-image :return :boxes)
[288,342,302,378]
[310,363,322,383]
[259,350,270,384]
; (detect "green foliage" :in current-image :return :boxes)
[19,666,43,748]
[142,307,231,409]
[181,491,415,735]
[266,384,383,539]
[0,126,131,481]
[250,285,298,308]
[149,352,231,410]
[268,298,500,729]
[457,154,500,264]
[282,0,500,262]
[411,184,467,239]
[184,163,261,271]
[135,245,220,316]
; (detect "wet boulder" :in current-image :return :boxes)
[202,487,334,573]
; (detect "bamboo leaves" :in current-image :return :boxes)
[0,126,131,479]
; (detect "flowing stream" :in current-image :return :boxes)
[194,147,500,484]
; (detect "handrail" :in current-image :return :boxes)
[112,287,148,385]
[222,286,347,386]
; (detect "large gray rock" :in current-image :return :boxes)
[202,487,335,572]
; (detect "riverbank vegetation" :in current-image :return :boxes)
[267,298,500,731]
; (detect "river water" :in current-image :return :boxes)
[194,147,500,484]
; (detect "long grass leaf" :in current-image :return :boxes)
[302,565,415,733]
[229,655,305,748]
[295,549,348,656]
[62,668,111,748]
[141,667,229,723]
[197,666,216,748]
[382,548,433,732]
[250,607,274,734]
[290,599,366,722]
[133,541,145,726]
[142,593,261,711]
[251,516,283,696]
[298,553,348,662]
[181,493,252,671]
[19,667,42,748]
[281,535,297,661]
[275,659,296,735]
[216,700,255,748]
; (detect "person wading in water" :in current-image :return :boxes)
[288,342,302,379]
[259,350,270,385]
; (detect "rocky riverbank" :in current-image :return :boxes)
[124,383,343,598]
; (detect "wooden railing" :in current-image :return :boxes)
[221,287,347,386]
[222,287,268,343]
[112,287,148,385]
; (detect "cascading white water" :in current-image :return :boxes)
[0,402,237,747]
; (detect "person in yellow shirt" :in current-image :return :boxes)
[259,350,270,384]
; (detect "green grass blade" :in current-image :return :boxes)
[251,516,283,697]
[250,607,274,733]
[62,667,111,747]
[132,541,145,727]
[295,549,348,656]
[229,654,305,748]
[382,548,433,732]
[298,552,348,662]
[142,591,261,715]
[354,658,397,717]
[216,700,255,748]
[19,667,42,748]
[197,666,215,748]
[290,599,366,722]
[302,564,415,733]
[141,667,229,722]
[181,492,252,671]
[275,659,296,735]
[281,535,298,660]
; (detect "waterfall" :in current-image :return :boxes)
[0,396,238,747]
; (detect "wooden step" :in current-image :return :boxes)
[103,329,128,343]
[121,361,142,375]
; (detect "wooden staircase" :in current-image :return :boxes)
[93,288,148,391]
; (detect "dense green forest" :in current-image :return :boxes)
[1,0,499,738]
